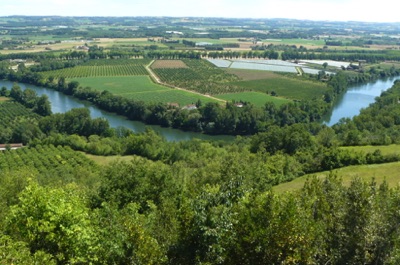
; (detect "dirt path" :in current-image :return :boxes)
[145,60,227,104]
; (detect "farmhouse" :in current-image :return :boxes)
[182,104,197,110]
[76,45,90,51]
[166,31,184,35]
[234,102,244,108]
[0,143,24,151]
[195,42,213,47]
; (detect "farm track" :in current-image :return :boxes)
[145,60,227,104]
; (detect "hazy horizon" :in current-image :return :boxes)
[1,0,399,23]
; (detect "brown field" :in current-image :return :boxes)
[226,68,281,80]
[151,60,189,69]
[0,97,9,102]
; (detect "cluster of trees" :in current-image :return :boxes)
[2,140,400,264]
[334,80,400,145]
[4,84,52,116]
[281,49,400,62]
[0,59,372,135]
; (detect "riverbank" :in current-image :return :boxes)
[0,80,234,142]
[2,68,399,136]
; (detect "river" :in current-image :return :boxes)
[323,76,400,126]
[1,77,399,140]
[0,80,233,142]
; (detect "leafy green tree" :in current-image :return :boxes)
[0,235,55,265]
[22,88,38,108]
[6,183,99,264]
[10,83,23,102]
[95,157,177,211]
[33,94,52,116]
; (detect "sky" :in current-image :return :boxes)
[1,0,399,23]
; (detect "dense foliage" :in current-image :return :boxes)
[3,15,400,264]
[334,80,400,145]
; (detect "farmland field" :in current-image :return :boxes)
[151,60,188,69]
[229,75,329,100]
[40,59,150,79]
[226,69,280,80]
[40,65,148,79]
[207,58,335,75]
[216,92,291,107]
[126,89,218,105]
[0,145,97,174]
[230,61,297,73]
[273,161,400,193]
[81,59,151,66]
[152,59,241,94]
[72,76,218,105]
[0,101,41,132]
[72,76,169,94]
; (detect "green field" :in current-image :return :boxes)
[273,162,400,193]
[229,75,329,100]
[216,91,291,107]
[72,76,169,94]
[72,76,219,105]
[341,144,400,156]
[84,153,135,165]
[262,38,326,47]
[128,89,218,105]
[41,64,148,79]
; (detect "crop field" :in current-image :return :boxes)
[208,58,334,75]
[40,59,150,79]
[206,59,232,68]
[261,38,326,49]
[125,89,218,105]
[0,97,9,102]
[231,61,298,73]
[81,59,151,66]
[151,60,188,69]
[216,92,291,107]
[229,75,329,100]
[225,69,280,80]
[72,76,169,94]
[0,101,40,131]
[152,59,242,94]
[40,65,148,79]
[273,162,400,193]
[300,60,351,68]
[72,76,218,105]
[0,145,97,174]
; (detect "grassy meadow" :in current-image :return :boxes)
[216,91,291,107]
[72,76,219,105]
[72,76,169,94]
[341,144,400,156]
[273,161,400,193]
[84,153,136,165]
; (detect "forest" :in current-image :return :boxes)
[1,78,400,264]
[2,16,400,264]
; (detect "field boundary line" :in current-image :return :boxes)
[145,60,227,104]
[295,66,304,76]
